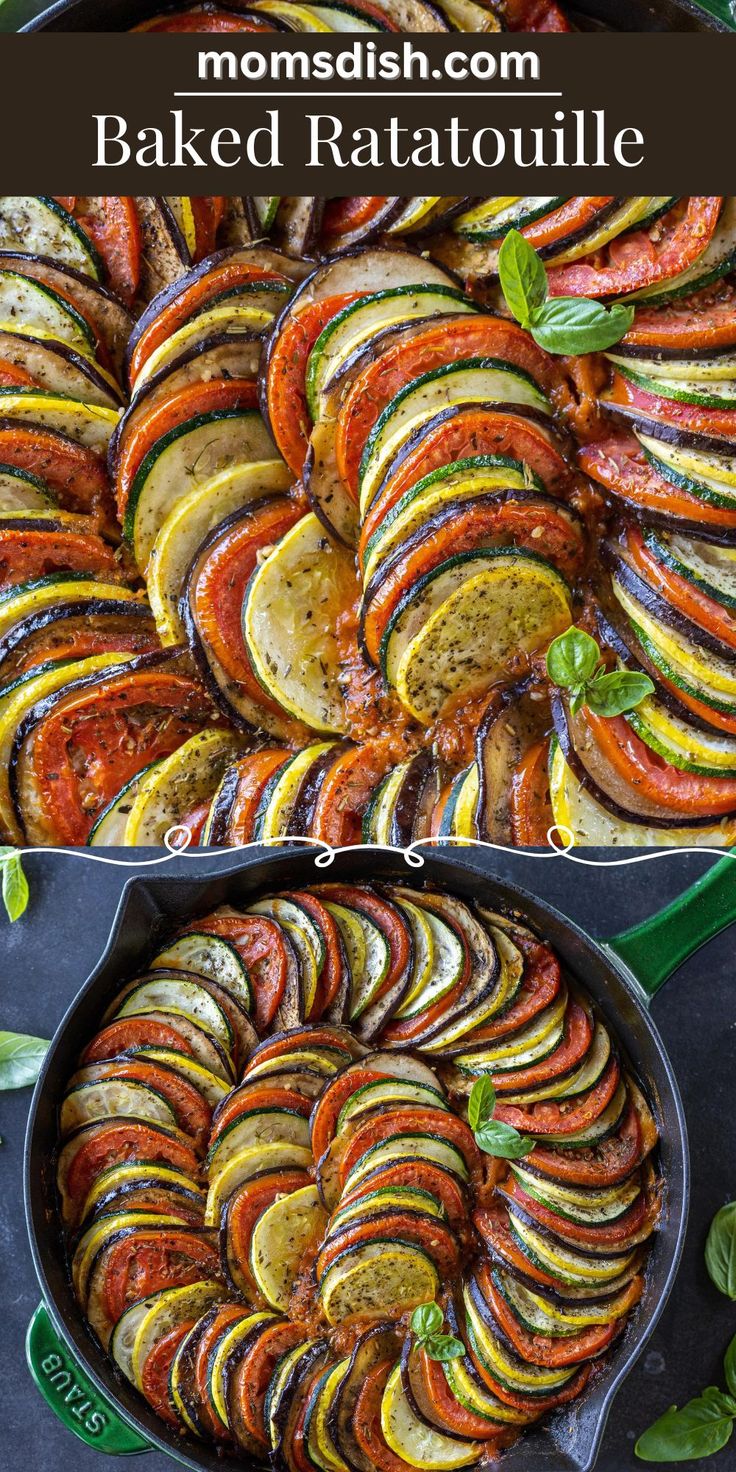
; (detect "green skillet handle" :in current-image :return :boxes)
[26,1304,150,1455]
[607,851,736,999]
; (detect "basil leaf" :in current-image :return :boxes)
[468,1075,496,1132]
[585,670,655,718]
[0,1031,50,1091]
[723,1335,736,1401]
[546,627,600,690]
[425,1335,465,1363]
[475,1121,535,1160]
[2,851,29,922]
[706,1202,736,1300]
[530,296,635,355]
[411,1302,443,1340]
[636,1390,736,1462]
[498,229,547,328]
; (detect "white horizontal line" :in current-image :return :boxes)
[173,89,563,97]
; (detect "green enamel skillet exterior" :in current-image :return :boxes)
[23,847,736,1463]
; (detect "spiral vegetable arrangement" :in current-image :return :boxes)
[57,880,660,1464]
[0,194,735,848]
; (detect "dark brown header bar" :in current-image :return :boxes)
[2,34,733,192]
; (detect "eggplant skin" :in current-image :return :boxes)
[602,400,736,458]
[476,677,551,846]
[602,539,736,664]
[596,599,727,738]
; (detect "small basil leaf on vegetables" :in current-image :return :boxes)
[497,229,547,328]
[706,1202,736,1300]
[636,1389,736,1463]
[0,848,29,922]
[546,627,654,719]
[498,229,634,355]
[528,295,636,355]
[0,1032,50,1090]
[410,1303,464,1362]
[584,670,657,719]
[468,1076,533,1159]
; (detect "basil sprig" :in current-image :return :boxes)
[546,627,654,718]
[637,1201,736,1461]
[498,229,635,355]
[0,847,29,922]
[0,1031,50,1090]
[706,1202,736,1301]
[468,1075,533,1161]
[410,1302,464,1362]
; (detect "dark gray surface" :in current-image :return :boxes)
[1,845,735,1472]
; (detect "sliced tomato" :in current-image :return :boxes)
[134,9,278,28]
[309,742,394,847]
[548,198,724,299]
[578,705,736,817]
[246,1026,355,1070]
[188,197,222,261]
[381,937,472,1047]
[509,738,553,846]
[322,198,391,244]
[0,526,120,592]
[176,798,211,846]
[503,1176,654,1250]
[625,289,736,353]
[623,524,736,649]
[282,889,347,1014]
[140,1319,197,1427]
[494,1058,621,1137]
[606,368,736,440]
[233,1320,307,1445]
[0,426,111,522]
[88,1059,212,1147]
[114,378,259,519]
[464,936,562,1046]
[211,1086,311,1142]
[579,432,736,534]
[69,198,141,308]
[64,1121,200,1221]
[265,292,364,476]
[492,999,593,1093]
[465,1301,591,1412]
[415,1347,523,1439]
[353,1360,416,1472]
[21,667,217,846]
[178,913,291,1033]
[527,1094,652,1187]
[194,1303,250,1439]
[7,615,158,680]
[211,750,291,846]
[361,495,583,666]
[474,1200,560,1289]
[313,884,412,1001]
[517,198,614,252]
[102,1229,220,1323]
[340,1158,469,1233]
[81,1017,198,1065]
[337,316,553,502]
[0,358,38,388]
[128,262,291,386]
[225,1169,312,1292]
[339,1106,481,1186]
[477,1263,629,1366]
[359,409,569,566]
[310,1067,392,1160]
[316,1211,460,1280]
[190,496,308,731]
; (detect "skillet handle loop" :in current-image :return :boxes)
[26,1304,150,1456]
[606,851,736,999]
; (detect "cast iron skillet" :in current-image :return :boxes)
[23,846,736,1471]
[17,0,730,28]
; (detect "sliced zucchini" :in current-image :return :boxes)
[243,512,356,734]
[381,1362,482,1468]
[87,761,163,846]
[323,900,390,1020]
[0,389,119,452]
[114,976,235,1054]
[204,1141,313,1225]
[254,743,338,840]
[152,931,253,1013]
[342,1134,469,1193]
[451,197,566,243]
[395,906,464,1019]
[0,271,96,355]
[0,197,101,278]
[207,1106,312,1182]
[114,1280,223,1386]
[250,1183,327,1309]
[320,1241,439,1323]
[0,463,56,512]
[118,730,243,846]
[643,531,736,609]
[60,1077,177,1136]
